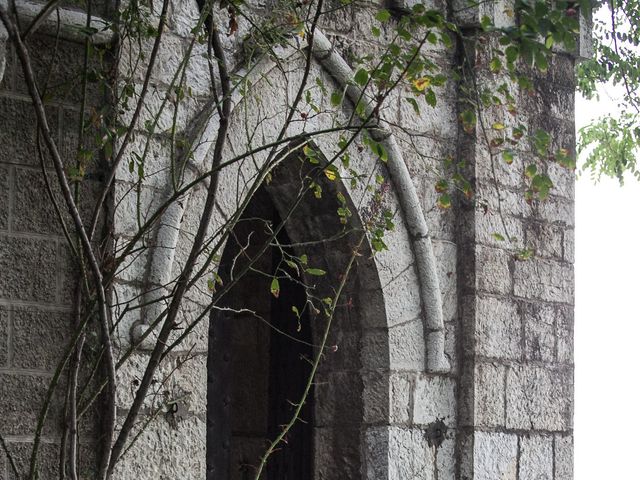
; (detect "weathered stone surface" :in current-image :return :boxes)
[0,372,64,436]
[12,167,65,236]
[473,432,518,480]
[110,415,206,479]
[388,427,434,480]
[525,221,564,260]
[555,434,574,480]
[537,195,575,226]
[16,37,92,103]
[0,234,57,303]
[476,245,513,295]
[315,370,363,427]
[388,319,425,370]
[514,257,573,303]
[364,426,390,480]
[389,373,412,424]
[0,97,58,168]
[556,305,574,363]
[475,295,520,359]
[413,375,456,425]
[315,425,361,479]
[474,361,506,427]
[523,302,556,362]
[519,434,553,480]
[0,305,8,366]
[563,227,575,263]
[12,307,71,371]
[0,164,9,230]
[506,365,573,431]
[5,441,64,480]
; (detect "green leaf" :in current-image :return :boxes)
[502,149,514,165]
[437,193,451,209]
[354,68,369,86]
[306,268,327,276]
[490,57,502,73]
[505,45,519,64]
[525,164,538,178]
[425,89,437,107]
[375,9,391,23]
[330,90,343,106]
[270,277,280,298]
[491,232,506,242]
[405,97,421,116]
[480,15,493,31]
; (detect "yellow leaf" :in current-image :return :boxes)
[324,168,337,181]
[492,122,505,130]
[412,77,431,92]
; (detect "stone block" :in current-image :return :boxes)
[435,435,457,480]
[556,305,574,363]
[475,295,520,359]
[474,361,506,427]
[513,257,573,304]
[525,221,564,260]
[0,164,9,230]
[476,213,525,251]
[361,329,391,371]
[0,305,7,366]
[413,375,456,425]
[16,37,96,103]
[0,234,57,304]
[115,133,173,189]
[362,370,391,425]
[0,96,58,168]
[314,425,361,479]
[563,227,575,263]
[12,167,64,236]
[554,434,573,480]
[364,426,390,480]
[319,0,355,32]
[5,441,62,480]
[113,181,166,237]
[0,372,64,436]
[379,266,423,327]
[506,365,572,431]
[523,302,556,363]
[110,415,206,479]
[444,321,458,373]
[398,89,458,140]
[0,43,15,92]
[547,162,575,200]
[315,370,363,427]
[389,373,412,424]
[473,431,518,480]
[12,168,103,237]
[537,195,575,226]
[519,434,553,480]
[388,319,425,371]
[432,239,458,323]
[12,307,71,372]
[476,245,512,295]
[388,426,434,480]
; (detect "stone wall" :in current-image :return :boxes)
[0,1,577,479]
[0,27,106,477]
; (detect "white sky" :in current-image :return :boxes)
[575,85,640,477]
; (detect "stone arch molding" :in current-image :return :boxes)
[131,26,450,375]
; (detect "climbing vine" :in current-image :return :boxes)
[0,0,615,478]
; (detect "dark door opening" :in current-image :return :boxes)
[207,188,314,480]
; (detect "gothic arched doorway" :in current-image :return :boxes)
[206,148,391,479]
[207,187,314,480]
